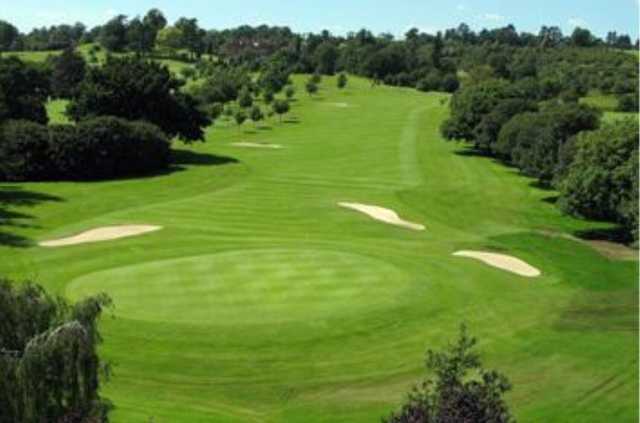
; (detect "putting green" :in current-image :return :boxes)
[66,249,412,325]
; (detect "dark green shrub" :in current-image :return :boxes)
[53,117,170,180]
[440,73,460,92]
[0,120,55,181]
[0,57,50,125]
[48,47,86,98]
[417,75,439,92]
[617,93,639,112]
[0,117,170,181]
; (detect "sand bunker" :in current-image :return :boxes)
[338,202,425,231]
[232,142,283,149]
[39,225,162,247]
[453,250,540,277]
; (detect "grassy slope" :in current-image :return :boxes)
[0,76,637,422]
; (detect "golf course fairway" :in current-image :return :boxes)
[0,75,637,422]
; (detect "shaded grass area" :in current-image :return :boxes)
[0,186,63,247]
[0,75,636,423]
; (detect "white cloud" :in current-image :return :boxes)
[105,9,117,18]
[567,17,588,28]
[479,13,505,22]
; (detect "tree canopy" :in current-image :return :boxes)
[0,280,112,423]
[68,56,210,142]
[558,118,639,242]
[48,47,86,98]
[384,325,514,423]
[0,57,50,125]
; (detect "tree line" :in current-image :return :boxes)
[1,11,637,87]
[1,12,637,55]
[442,73,638,243]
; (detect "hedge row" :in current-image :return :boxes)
[0,116,170,181]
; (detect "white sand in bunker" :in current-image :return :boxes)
[39,225,162,247]
[338,202,425,231]
[453,250,541,277]
[231,142,283,149]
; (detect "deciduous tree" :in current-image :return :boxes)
[68,56,210,142]
[250,105,264,127]
[384,325,514,423]
[48,47,86,98]
[0,57,50,124]
[272,99,290,122]
[337,73,348,89]
[0,20,19,51]
[305,79,318,96]
[0,280,112,423]
[558,118,639,242]
[99,15,128,52]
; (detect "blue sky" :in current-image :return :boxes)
[3,0,639,39]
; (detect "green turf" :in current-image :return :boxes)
[46,99,71,124]
[1,75,637,423]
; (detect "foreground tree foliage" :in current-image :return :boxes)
[0,57,50,124]
[68,56,210,142]
[0,117,170,181]
[558,119,639,242]
[384,325,514,423]
[0,280,112,422]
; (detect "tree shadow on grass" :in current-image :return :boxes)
[0,186,64,248]
[528,180,554,191]
[573,226,633,244]
[542,195,560,204]
[171,149,239,167]
[453,146,493,158]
